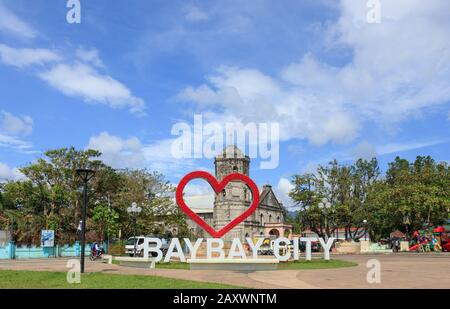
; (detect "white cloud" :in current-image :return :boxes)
[87,132,146,168]
[75,47,104,68]
[341,139,448,162]
[177,65,359,145]
[277,178,294,196]
[0,42,145,115]
[284,0,450,121]
[377,139,448,156]
[0,133,32,151]
[183,195,214,211]
[39,63,145,115]
[350,140,377,160]
[0,110,34,152]
[0,44,61,68]
[182,182,214,196]
[0,3,37,39]
[184,4,209,22]
[87,132,197,177]
[276,178,295,209]
[179,180,215,211]
[0,110,33,136]
[176,0,450,146]
[0,162,24,181]
[176,84,222,107]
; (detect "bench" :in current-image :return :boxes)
[101,254,113,264]
[187,258,279,271]
[114,257,156,269]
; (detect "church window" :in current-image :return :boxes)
[269,214,272,223]
[260,213,264,225]
[222,189,226,197]
[277,216,280,223]
[233,165,238,172]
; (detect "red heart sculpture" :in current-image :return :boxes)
[176,171,260,238]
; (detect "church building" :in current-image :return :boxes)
[187,145,292,242]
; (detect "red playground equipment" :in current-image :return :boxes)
[409,226,449,252]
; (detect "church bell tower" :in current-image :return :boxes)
[213,145,251,241]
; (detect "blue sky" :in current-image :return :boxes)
[0,0,449,208]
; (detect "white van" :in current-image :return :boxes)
[124,236,169,257]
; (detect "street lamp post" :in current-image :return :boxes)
[107,195,111,254]
[9,217,14,244]
[76,168,95,274]
[363,219,368,241]
[127,202,142,257]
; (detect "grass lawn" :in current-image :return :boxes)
[111,260,190,269]
[0,270,241,289]
[113,259,356,270]
[278,259,357,270]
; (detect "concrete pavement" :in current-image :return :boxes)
[0,254,449,289]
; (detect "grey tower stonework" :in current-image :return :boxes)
[213,145,251,241]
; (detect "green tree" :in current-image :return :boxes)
[368,156,450,239]
[290,158,382,240]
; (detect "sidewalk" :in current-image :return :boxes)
[1,254,449,289]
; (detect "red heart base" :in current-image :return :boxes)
[176,171,260,238]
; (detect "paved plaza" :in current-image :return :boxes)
[0,254,449,289]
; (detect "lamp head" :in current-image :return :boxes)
[128,202,142,213]
[76,168,95,182]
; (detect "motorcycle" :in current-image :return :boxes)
[89,246,105,261]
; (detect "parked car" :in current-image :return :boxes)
[125,236,169,257]
[299,241,320,252]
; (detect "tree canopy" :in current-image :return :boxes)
[0,147,188,245]
[290,156,450,241]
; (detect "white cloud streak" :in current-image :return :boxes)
[39,63,145,115]
[75,47,104,68]
[0,3,37,39]
[377,139,448,156]
[87,132,198,178]
[0,110,34,152]
[0,44,61,68]
[184,4,209,22]
[0,110,33,136]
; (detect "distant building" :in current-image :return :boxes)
[187,145,292,242]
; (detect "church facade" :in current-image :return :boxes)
[189,145,292,242]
